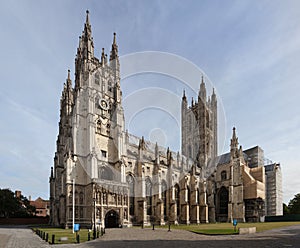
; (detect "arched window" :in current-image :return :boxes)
[108,80,112,92]
[161,180,167,216]
[79,192,84,205]
[174,184,180,218]
[99,166,113,180]
[69,191,72,204]
[221,170,227,181]
[96,119,101,134]
[145,177,152,215]
[219,187,229,215]
[95,72,100,85]
[126,174,135,216]
[75,190,79,205]
[188,145,192,158]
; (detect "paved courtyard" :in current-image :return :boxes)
[1,225,300,248]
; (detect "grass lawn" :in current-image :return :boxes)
[32,227,97,244]
[153,221,300,235]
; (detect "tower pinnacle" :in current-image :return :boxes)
[230,127,239,159]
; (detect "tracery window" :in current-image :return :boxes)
[96,119,101,134]
[79,192,84,205]
[145,177,152,215]
[127,174,135,215]
[99,166,113,180]
[161,180,167,216]
[221,170,227,181]
[108,80,112,92]
[95,72,100,85]
[175,184,180,217]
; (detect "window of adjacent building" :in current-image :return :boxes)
[145,177,152,215]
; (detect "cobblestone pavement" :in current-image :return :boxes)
[1,225,300,248]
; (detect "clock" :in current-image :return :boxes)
[98,98,109,110]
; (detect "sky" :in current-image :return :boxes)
[0,0,299,204]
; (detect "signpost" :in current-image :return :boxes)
[233,219,238,232]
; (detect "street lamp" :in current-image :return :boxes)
[72,155,77,234]
[93,197,96,239]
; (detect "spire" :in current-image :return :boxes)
[85,9,90,25]
[101,48,105,65]
[182,89,186,101]
[66,69,72,88]
[212,87,217,103]
[139,136,146,150]
[230,127,239,159]
[77,10,94,60]
[110,32,119,61]
[199,75,207,102]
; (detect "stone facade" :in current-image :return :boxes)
[49,11,279,229]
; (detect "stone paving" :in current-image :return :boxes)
[1,225,300,248]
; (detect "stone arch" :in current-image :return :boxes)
[105,209,119,228]
[217,186,229,222]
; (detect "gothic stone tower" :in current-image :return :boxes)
[50,11,128,228]
[181,77,217,168]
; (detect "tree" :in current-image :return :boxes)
[0,188,20,217]
[283,203,289,215]
[288,193,300,215]
[0,188,35,217]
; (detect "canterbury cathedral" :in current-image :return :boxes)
[49,11,282,228]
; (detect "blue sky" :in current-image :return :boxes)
[0,0,299,204]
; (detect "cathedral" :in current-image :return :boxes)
[49,11,282,228]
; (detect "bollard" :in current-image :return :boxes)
[97,230,99,238]
[168,223,171,232]
[152,224,155,230]
[46,233,48,242]
[51,234,55,244]
[88,232,90,241]
[43,232,45,240]
[100,227,103,236]
[76,234,80,243]
[103,228,105,234]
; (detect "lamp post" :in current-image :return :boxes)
[72,155,77,234]
[93,197,96,239]
[72,178,75,233]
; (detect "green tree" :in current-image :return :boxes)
[288,193,300,214]
[0,188,21,217]
[283,203,289,215]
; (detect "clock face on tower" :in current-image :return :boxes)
[98,98,109,110]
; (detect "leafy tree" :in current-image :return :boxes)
[0,188,20,217]
[283,203,289,215]
[288,193,300,214]
[0,188,35,217]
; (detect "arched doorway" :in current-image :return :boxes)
[105,210,119,228]
[217,186,229,222]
